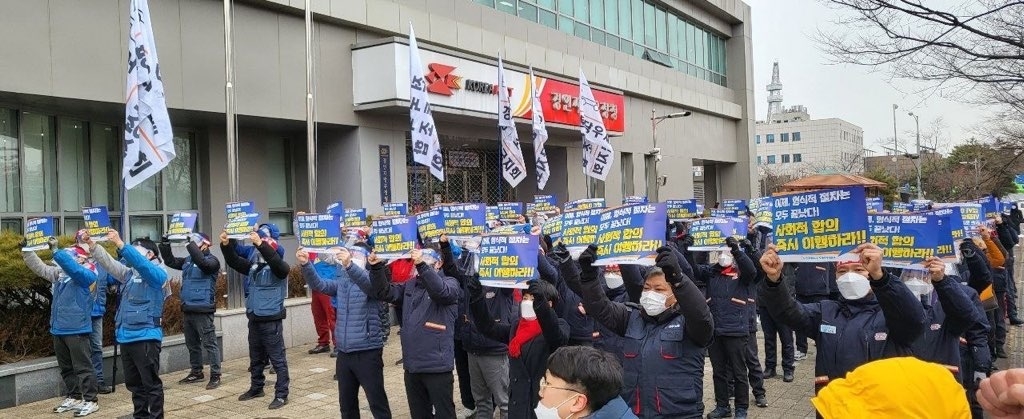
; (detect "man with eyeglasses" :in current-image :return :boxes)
[536,346,638,419]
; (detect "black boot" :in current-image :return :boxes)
[763,369,777,379]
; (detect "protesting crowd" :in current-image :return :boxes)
[20,187,1024,419]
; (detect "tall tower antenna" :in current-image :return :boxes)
[766,61,783,122]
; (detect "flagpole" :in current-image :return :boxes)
[224,0,238,202]
[304,0,316,212]
[497,144,503,202]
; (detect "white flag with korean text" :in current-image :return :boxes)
[578,69,613,181]
[408,24,444,181]
[530,67,550,190]
[123,0,175,190]
[497,56,526,188]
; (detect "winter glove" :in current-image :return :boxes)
[725,236,739,252]
[18,238,27,249]
[528,280,552,308]
[551,242,572,264]
[739,238,753,252]
[960,239,979,258]
[47,236,58,251]
[467,274,484,303]
[160,235,171,245]
[578,245,599,283]
[680,234,694,250]
[655,246,684,286]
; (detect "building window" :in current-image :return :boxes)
[58,118,89,212]
[766,155,775,164]
[90,124,120,211]
[0,108,20,213]
[21,111,57,213]
[266,138,294,235]
[756,156,761,164]
[766,134,775,143]
[755,135,760,144]
[792,132,801,141]
[127,131,200,241]
[782,154,790,163]
[794,153,802,163]
[621,152,634,196]
[781,133,790,142]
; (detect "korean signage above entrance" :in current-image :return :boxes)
[353,41,626,133]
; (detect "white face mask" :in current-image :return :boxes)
[534,394,580,419]
[718,253,734,268]
[836,272,871,300]
[640,291,669,316]
[605,273,624,289]
[904,279,934,298]
[521,300,537,320]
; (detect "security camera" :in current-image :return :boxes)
[650,147,661,155]
[655,154,663,162]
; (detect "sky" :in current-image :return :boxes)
[747,0,992,156]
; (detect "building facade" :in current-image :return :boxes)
[0,0,755,250]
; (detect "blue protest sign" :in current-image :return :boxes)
[594,203,666,266]
[326,201,344,217]
[976,195,1001,219]
[383,202,408,216]
[1001,197,1014,215]
[441,203,487,239]
[167,212,198,240]
[478,234,539,289]
[560,208,604,257]
[82,206,112,240]
[226,201,255,221]
[534,195,558,214]
[772,187,868,262]
[297,213,343,253]
[710,209,736,218]
[525,202,537,217]
[689,217,748,251]
[868,213,957,267]
[666,199,700,221]
[224,212,260,239]
[933,203,983,239]
[343,208,368,229]
[722,199,747,216]
[416,209,445,241]
[749,197,773,229]
[498,202,523,222]
[541,214,563,240]
[892,202,911,214]
[371,216,418,259]
[564,198,606,212]
[23,217,54,251]
[866,197,884,213]
[910,199,933,212]
[623,196,648,205]
[486,206,500,222]
[925,206,966,241]
[696,202,705,215]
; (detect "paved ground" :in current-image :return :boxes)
[10,255,1024,418]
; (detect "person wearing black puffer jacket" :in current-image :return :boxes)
[995,215,1022,325]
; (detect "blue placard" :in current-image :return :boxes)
[750,197,773,229]
[933,203,983,239]
[167,212,198,240]
[666,199,700,221]
[623,196,648,205]
[709,209,735,218]
[22,217,54,252]
[910,199,933,212]
[478,234,539,289]
[541,214,563,240]
[892,202,911,214]
[343,208,368,229]
[382,202,408,217]
[371,216,418,259]
[326,201,344,217]
[868,213,957,267]
[416,209,445,241]
[866,197,884,213]
[976,195,1001,219]
[1001,197,1015,215]
[442,203,487,239]
[924,206,965,241]
[82,206,112,240]
[772,187,868,262]
[225,212,260,239]
[226,201,255,221]
[379,145,392,204]
[696,202,705,215]
[297,213,342,253]
[564,198,606,212]
[594,203,666,266]
[534,195,558,214]
[486,206,500,222]
[498,202,523,222]
[689,217,748,251]
[722,199,747,216]
[560,208,605,257]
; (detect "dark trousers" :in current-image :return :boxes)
[337,348,392,419]
[759,305,795,373]
[405,371,456,419]
[795,295,826,353]
[247,319,290,399]
[745,331,765,398]
[122,340,163,418]
[54,334,97,402]
[454,339,475,410]
[710,335,749,409]
[961,345,983,419]
[184,313,221,375]
[994,294,1008,349]
[1007,257,1019,319]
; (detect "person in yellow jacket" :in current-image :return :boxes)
[812,357,970,418]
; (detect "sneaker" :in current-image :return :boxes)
[794,351,807,361]
[206,374,221,390]
[330,350,337,358]
[74,401,99,417]
[783,371,795,382]
[1011,317,1024,326]
[54,398,82,413]
[97,385,113,394]
[308,345,331,354]
[268,398,288,409]
[178,371,204,384]
[706,406,732,418]
[238,389,266,401]
[996,347,1009,359]
[755,395,768,408]
[734,408,748,419]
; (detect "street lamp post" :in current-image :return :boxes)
[892,104,899,186]
[907,111,922,199]
[650,109,691,203]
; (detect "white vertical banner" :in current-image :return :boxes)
[530,67,550,190]
[408,24,444,181]
[578,69,613,181]
[123,0,176,190]
[497,55,526,188]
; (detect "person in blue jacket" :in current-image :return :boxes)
[22,236,101,417]
[757,243,927,401]
[89,231,169,419]
[158,232,223,390]
[220,228,291,410]
[298,246,392,419]
[68,229,116,396]
[368,247,461,419]
[536,346,638,419]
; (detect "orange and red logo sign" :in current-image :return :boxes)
[425,63,461,96]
